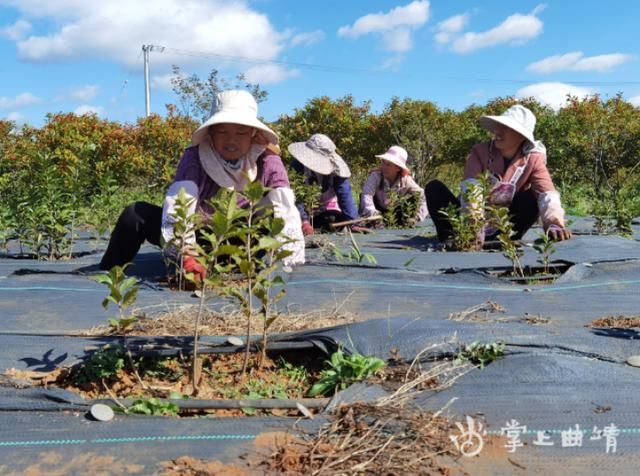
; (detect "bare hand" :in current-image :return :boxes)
[547,226,572,241]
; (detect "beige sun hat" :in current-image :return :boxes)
[287,133,351,178]
[376,145,410,172]
[479,104,536,145]
[191,90,278,146]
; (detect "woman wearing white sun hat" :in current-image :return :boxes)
[288,133,360,235]
[101,90,305,277]
[359,145,428,226]
[425,104,571,245]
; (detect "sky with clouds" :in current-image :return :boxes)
[0,0,638,127]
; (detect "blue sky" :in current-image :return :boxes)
[1,0,639,127]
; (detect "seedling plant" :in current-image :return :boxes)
[177,181,293,390]
[382,190,421,229]
[455,341,505,368]
[533,230,557,275]
[308,349,386,397]
[331,229,377,265]
[91,264,139,334]
[289,169,321,228]
[439,175,492,251]
[489,206,524,277]
[164,187,201,291]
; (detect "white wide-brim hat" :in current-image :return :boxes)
[479,104,536,146]
[191,90,278,146]
[288,133,351,178]
[375,145,410,172]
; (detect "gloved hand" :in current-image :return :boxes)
[183,255,206,284]
[302,221,314,236]
[547,225,572,241]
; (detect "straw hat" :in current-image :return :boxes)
[375,145,410,173]
[479,104,536,145]
[287,133,351,178]
[191,90,278,146]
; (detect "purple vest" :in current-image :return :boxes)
[173,146,290,215]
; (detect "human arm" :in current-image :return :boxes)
[359,171,381,218]
[262,187,306,266]
[527,154,571,240]
[161,147,202,249]
[160,148,208,281]
[334,176,358,221]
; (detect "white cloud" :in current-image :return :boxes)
[381,29,412,52]
[451,4,545,54]
[0,92,41,109]
[574,53,634,72]
[629,96,640,107]
[244,64,299,85]
[338,1,430,53]
[380,54,406,70]
[5,111,25,125]
[434,13,469,45]
[151,73,174,91]
[74,104,104,115]
[4,1,287,70]
[516,82,594,110]
[291,30,325,47]
[528,52,634,73]
[0,19,32,40]
[68,84,100,102]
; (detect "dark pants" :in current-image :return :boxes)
[100,202,162,270]
[313,210,353,231]
[425,180,539,242]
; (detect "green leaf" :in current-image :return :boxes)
[404,257,416,267]
[257,236,281,250]
[121,288,139,308]
[212,212,228,236]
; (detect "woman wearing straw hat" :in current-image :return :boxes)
[359,145,428,227]
[100,90,305,278]
[288,133,359,235]
[425,104,572,245]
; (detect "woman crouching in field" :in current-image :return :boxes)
[288,133,361,235]
[425,104,572,246]
[100,90,305,280]
[359,145,427,228]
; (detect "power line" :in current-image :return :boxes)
[149,44,640,87]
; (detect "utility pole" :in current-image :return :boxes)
[142,45,151,117]
[141,44,165,117]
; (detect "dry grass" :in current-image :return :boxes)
[155,340,475,474]
[77,301,360,337]
[261,343,474,475]
[447,301,505,322]
[448,301,550,326]
[587,315,640,328]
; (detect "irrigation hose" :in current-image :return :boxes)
[93,397,329,410]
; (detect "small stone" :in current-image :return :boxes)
[627,356,640,367]
[192,290,203,298]
[296,402,314,419]
[227,336,244,346]
[282,266,293,273]
[90,403,114,422]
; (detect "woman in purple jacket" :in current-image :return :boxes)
[100,90,305,278]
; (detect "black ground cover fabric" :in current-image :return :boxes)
[1,218,640,473]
